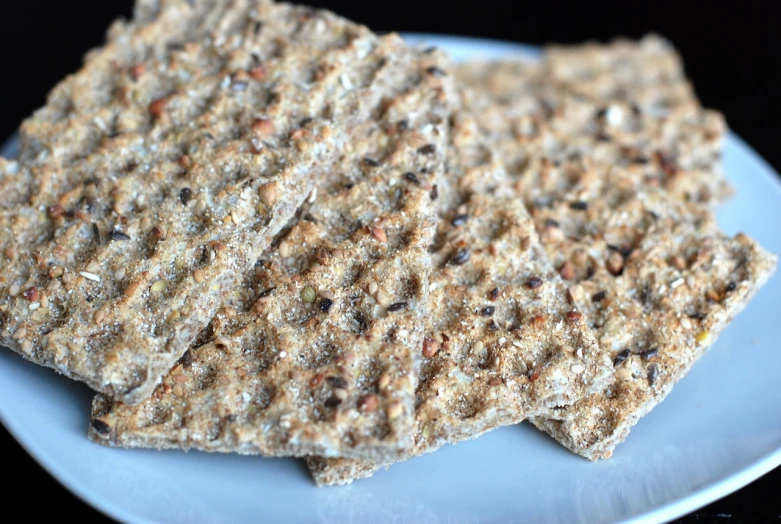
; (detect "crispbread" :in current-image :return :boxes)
[455,35,732,208]
[87,39,456,458]
[526,170,776,459]
[306,103,612,485]
[0,1,447,404]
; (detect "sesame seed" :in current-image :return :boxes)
[363,157,380,167]
[565,310,582,321]
[79,271,101,282]
[489,287,499,300]
[726,281,737,292]
[418,144,436,155]
[404,172,420,185]
[326,376,348,389]
[180,187,193,205]
[571,364,585,374]
[642,347,658,361]
[569,201,588,210]
[310,374,324,387]
[451,214,468,227]
[613,349,630,366]
[387,301,408,312]
[387,403,404,419]
[591,291,607,302]
[426,66,447,77]
[450,248,471,265]
[110,229,130,241]
[324,396,342,408]
[480,306,495,317]
[526,276,543,289]
[647,364,659,386]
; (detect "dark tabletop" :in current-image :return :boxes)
[2,1,779,522]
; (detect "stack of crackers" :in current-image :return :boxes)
[0,0,775,486]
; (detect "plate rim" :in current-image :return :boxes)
[2,32,781,524]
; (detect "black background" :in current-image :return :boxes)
[1,1,779,522]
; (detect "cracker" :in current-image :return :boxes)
[306,104,612,485]
[455,35,732,208]
[87,38,456,458]
[0,1,445,404]
[523,169,776,459]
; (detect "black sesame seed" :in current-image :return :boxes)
[397,119,409,131]
[319,297,333,313]
[430,185,439,201]
[451,214,469,227]
[489,287,499,300]
[613,349,630,366]
[324,396,342,408]
[110,229,130,241]
[299,117,314,127]
[259,286,276,298]
[426,66,447,77]
[326,376,348,389]
[450,248,471,265]
[689,312,706,321]
[404,172,420,185]
[631,103,642,116]
[591,291,607,303]
[90,419,111,435]
[544,218,560,228]
[254,21,263,35]
[726,281,737,292]
[388,301,408,312]
[632,156,649,165]
[418,144,436,155]
[487,319,500,332]
[180,187,193,205]
[642,347,658,361]
[423,46,438,54]
[647,364,659,386]
[569,200,589,211]
[526,276,543,289]
[480,306,495,317]
[596,107,608,119]
[363,157,380,167]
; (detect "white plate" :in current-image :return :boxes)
[2,34,780,524]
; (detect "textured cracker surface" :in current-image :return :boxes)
[455,35,732,208]
[87,34,457,458]
[307,100,612,485]
[0,0,441,404]
[526,170,776,459]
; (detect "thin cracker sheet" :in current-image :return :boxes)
[455,34,732,209]
[307,102,612,485]
[526,169,776,459]
[1,0,443,403]
[87,41,457,459]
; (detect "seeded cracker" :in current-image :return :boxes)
[306,100,612,484]
[524,170,776,459]
[0,0,438,404]
[455,35,732,208]
[87,35,456,458]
